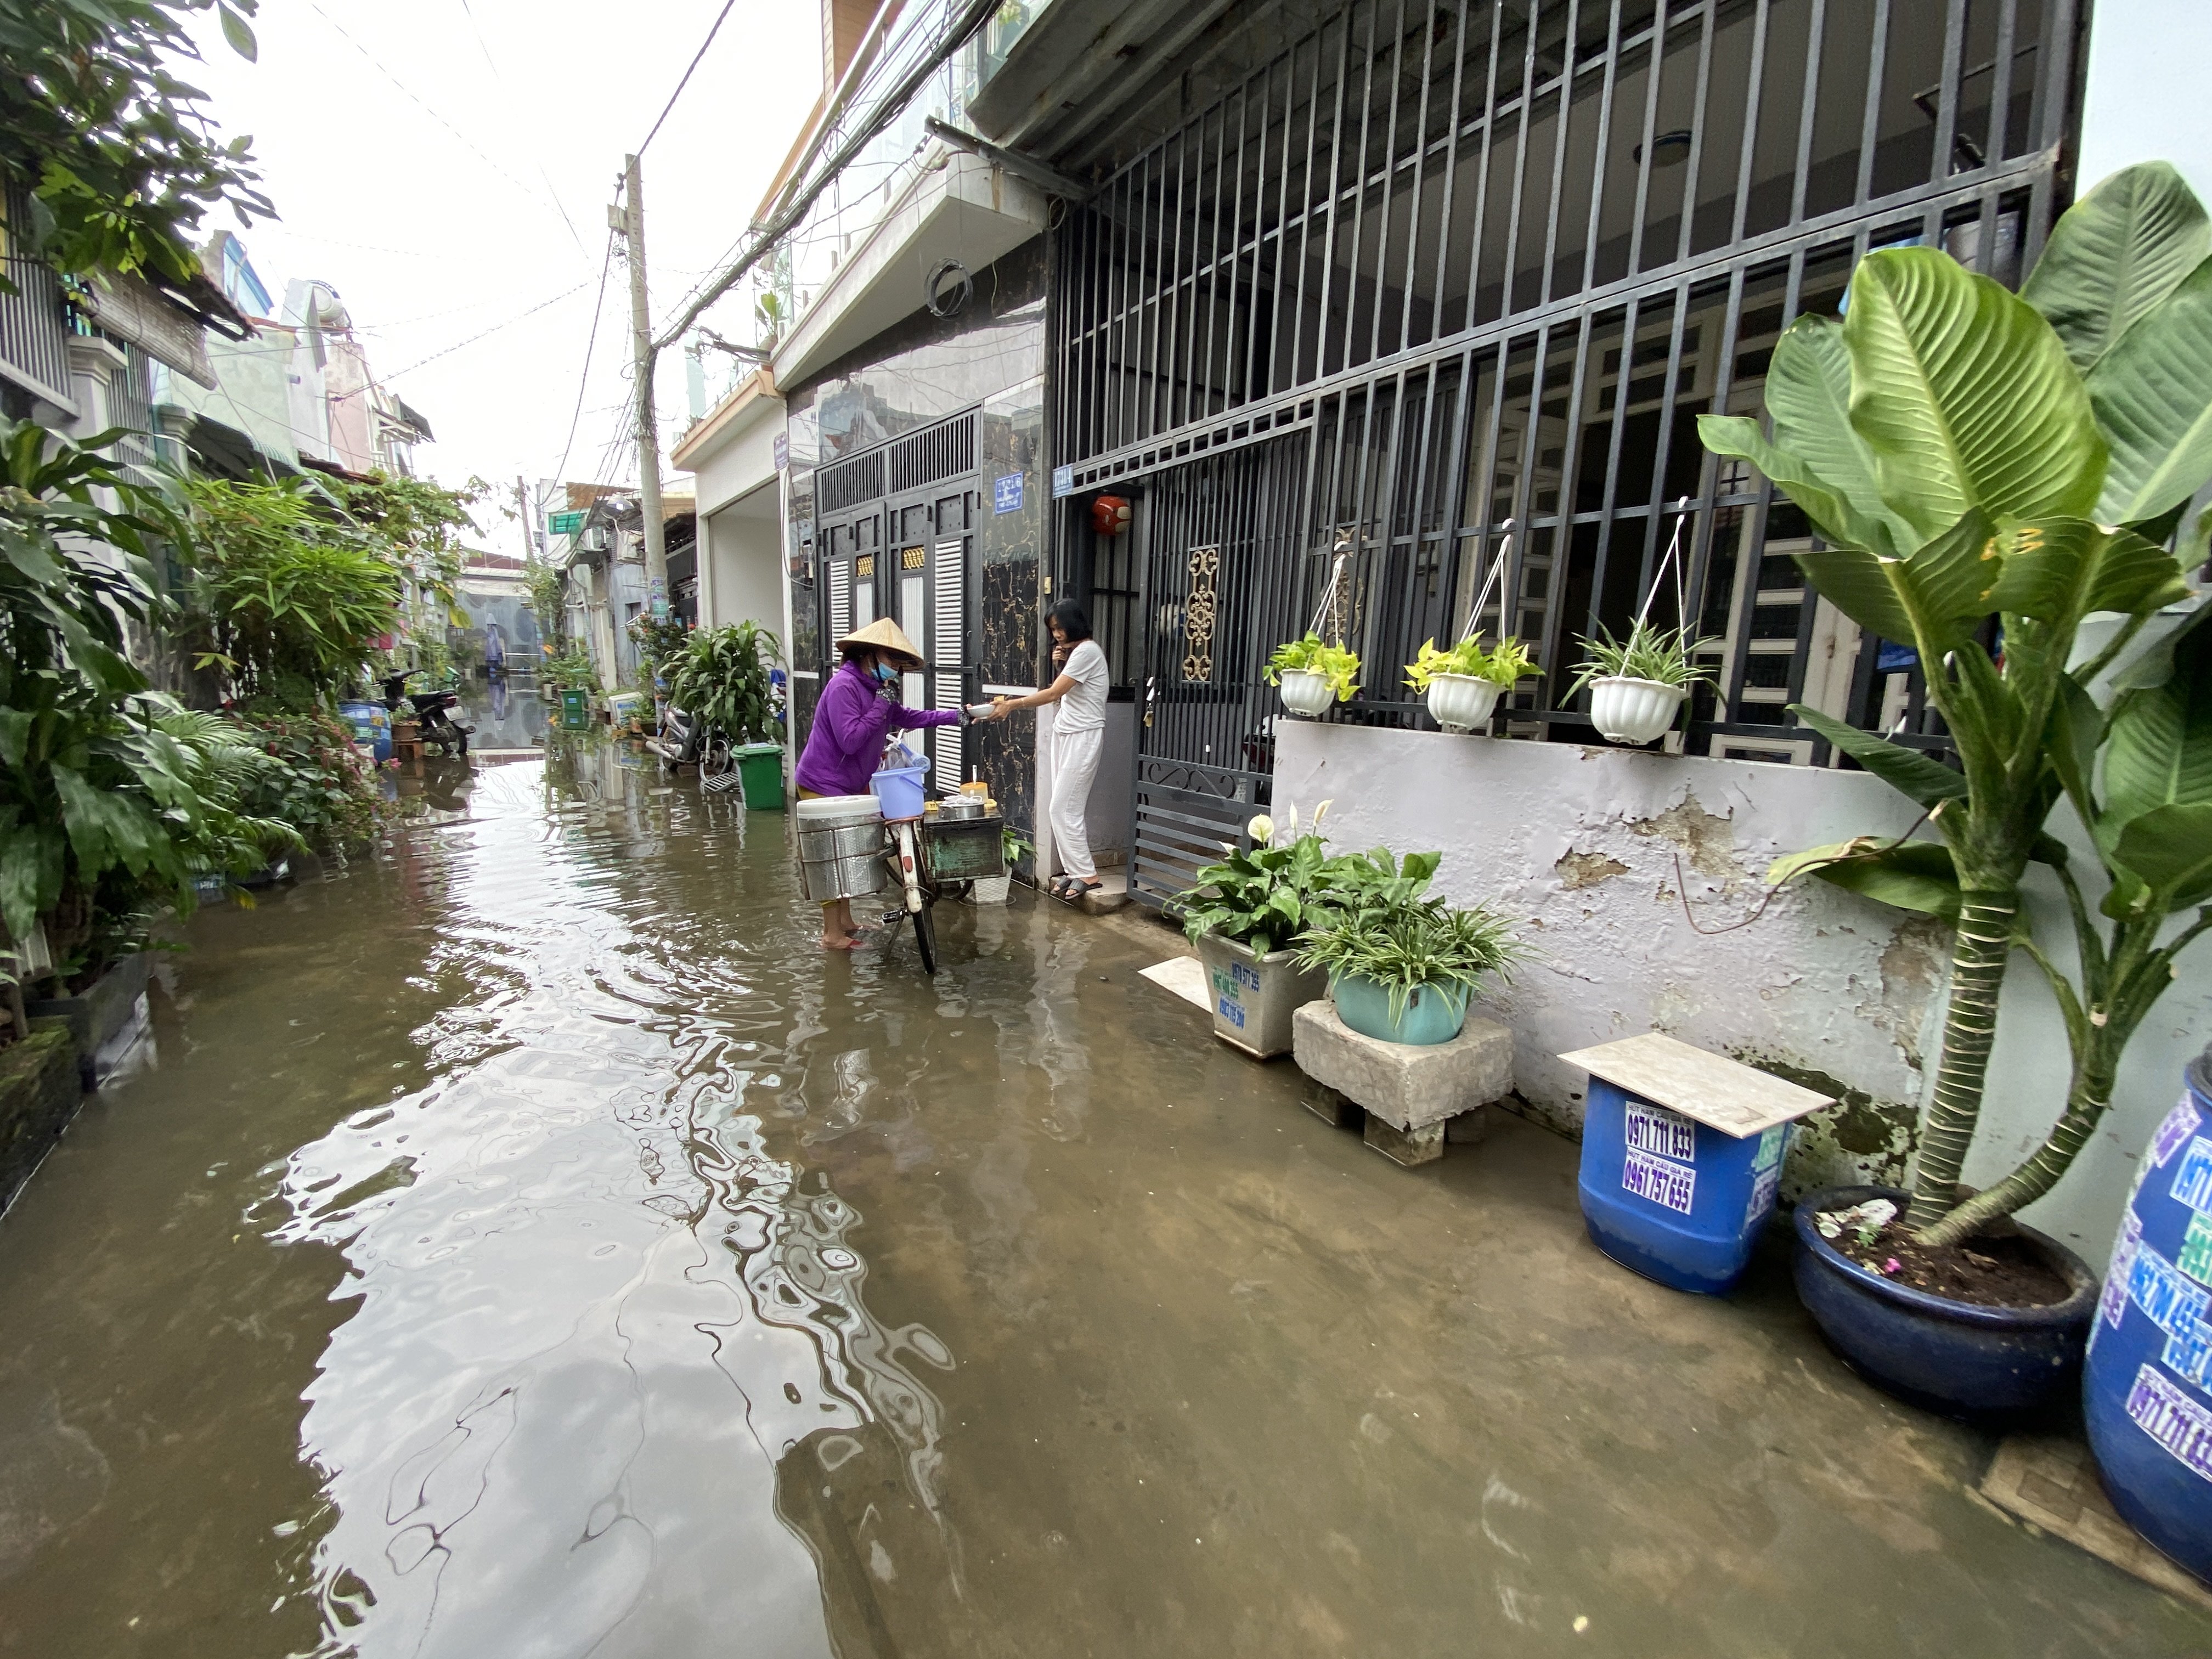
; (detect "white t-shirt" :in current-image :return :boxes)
[1055,639,1110,733]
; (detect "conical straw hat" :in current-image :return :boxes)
[837,616,924,669]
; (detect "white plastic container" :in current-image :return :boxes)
[1277,668,1336,716]
[1588,676,1688,745]
[1425,673,1502,733]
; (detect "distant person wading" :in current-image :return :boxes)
[983,601,1108,903]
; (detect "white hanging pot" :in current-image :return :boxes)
[1589,676,1688,745]
[1278,669,1336,716]
[1425,673,1502,734]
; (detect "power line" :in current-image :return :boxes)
[551,235,619,486]
[380,281,591,382]
[452,0,591,260]
[638,0,739,157]
[304,2,585,258]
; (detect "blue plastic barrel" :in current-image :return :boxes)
[2084,1047,2212,1586]
[870,762,928,821]
[337,699,392,762]
[1577,1077,1792,1296]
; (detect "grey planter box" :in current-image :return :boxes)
[1197,931,1327,1059]
[25,951,150,1091]
[0,1023,81,1216]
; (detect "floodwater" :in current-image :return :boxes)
[0,731,2205,1657]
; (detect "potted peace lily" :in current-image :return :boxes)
[1265,634,1359,716]
[1404,635,1537,733]
[1177,802,1346,1058]
[1702,162,2212,1451]
[1568,620,1717,746]
[1292,849,1523,1046]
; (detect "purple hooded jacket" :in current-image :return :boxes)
[794,658,960,797]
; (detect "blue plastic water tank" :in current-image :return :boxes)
[2084,1048,2212,1585]
[1577,1076,1792,1296]
[337,700,392,763]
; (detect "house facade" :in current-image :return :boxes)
[674,0,2208,1254]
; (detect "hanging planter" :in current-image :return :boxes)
[1276,666,1339,716]
[1587,675,1690,744]
[1566,500,1718,748]
[1401,525,1538,736]
[1265,541,1362,718]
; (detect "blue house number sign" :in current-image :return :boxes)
[993,473,1024,514]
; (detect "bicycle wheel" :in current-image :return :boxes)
[701,735,731,777]
[912,895,938,974]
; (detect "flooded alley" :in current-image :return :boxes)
[0,747,2203,1659]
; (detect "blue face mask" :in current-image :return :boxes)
[870,661,899,685]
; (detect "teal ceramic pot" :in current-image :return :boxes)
[1330,974,1470,1045]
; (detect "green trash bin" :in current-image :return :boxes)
[733,742,786,809]
[559,687,591,730]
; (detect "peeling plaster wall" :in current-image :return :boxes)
[1274,723,2212,1257]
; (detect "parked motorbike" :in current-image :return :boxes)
[642,704,733,786]
[380,670,472,757]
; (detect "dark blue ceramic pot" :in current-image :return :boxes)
[1793,1184,2097,1418]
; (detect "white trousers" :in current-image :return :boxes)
[1048,723,1104,881]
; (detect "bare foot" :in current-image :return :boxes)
[820,934,863,950]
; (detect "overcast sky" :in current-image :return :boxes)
[177,1,822,552]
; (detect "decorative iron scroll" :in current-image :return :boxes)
[1181,544,1219,682]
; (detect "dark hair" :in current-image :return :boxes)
[839,641,875,665]
[1045,600,1093,642]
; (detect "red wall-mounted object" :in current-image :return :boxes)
[1090,494,1131,537]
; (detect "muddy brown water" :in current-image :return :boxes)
[0,740,2203,1657]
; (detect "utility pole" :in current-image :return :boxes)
[514,475,532,563]
[617,153,668,618]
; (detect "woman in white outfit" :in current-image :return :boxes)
[985,601,1110,901]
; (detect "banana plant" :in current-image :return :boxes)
[1701,162,2212,1240]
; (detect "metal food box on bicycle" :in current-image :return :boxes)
[922,814,1005,884]
[795,795,887,901]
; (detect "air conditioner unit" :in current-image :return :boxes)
[579,525,610,554]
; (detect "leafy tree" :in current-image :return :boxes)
[177,474,402,703]
[0,418,278,972]
[0,0,273,295]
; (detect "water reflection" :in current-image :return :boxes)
[261,751,952,1657]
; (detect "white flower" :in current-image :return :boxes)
[1283,803,1299,839]
[1313,798,1333,826]
[1247,814,1274,845]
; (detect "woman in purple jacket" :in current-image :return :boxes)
[796,618,969,949]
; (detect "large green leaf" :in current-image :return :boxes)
[2087,257,2212,523]
[1793,544,1914,642]
[2113,802,2212,907]
[1768,837,1962,918]
[1846,249,2106,540]
[2021,161,2211,375]
[1791,704,1968,808]
[1985,517,2190,623]
[1697,416,1884,556]
[2102,607,2212,826]
[1699,320,1927,562]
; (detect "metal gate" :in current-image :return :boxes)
[1126,438,1314,907]
[813,411,980,791]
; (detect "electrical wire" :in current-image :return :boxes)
[379,280,591,382]
[551,235,619,487]
[452,0,591,261]
[638,0,740,157]
[304,1,585,257]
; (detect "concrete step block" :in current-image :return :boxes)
[1290,999,1514,1133]
[1304,1084,1364,1130]
[1363,1114,1446,1166]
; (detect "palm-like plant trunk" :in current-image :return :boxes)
[1904,890,2018,1233]
[1920,1058,2114,1248]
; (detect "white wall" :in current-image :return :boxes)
[2078,0,2212,210]
[702,487,785,634]
[1273,723,2212,1257]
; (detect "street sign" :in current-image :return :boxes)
[773,432,789,471]
[1051,465,1075,498]
[993,473,1024,514]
